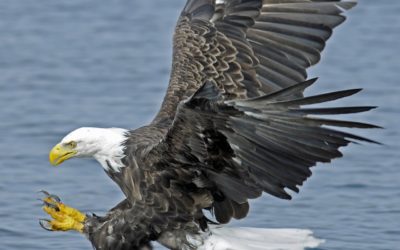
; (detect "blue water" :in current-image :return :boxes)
[0,1,399,249]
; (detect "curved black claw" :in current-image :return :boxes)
[38,190,50,196]
[39,219,53,231]
[39,190,62,210]
[43,200,59,211]
[49,194,61,203]
[38,190,61,202]
[38,190,51,196]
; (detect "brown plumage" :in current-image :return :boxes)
[59,1,378,249]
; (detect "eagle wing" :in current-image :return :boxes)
[143,79,378,224]
[123,0,373,229]
[153,0,357,124]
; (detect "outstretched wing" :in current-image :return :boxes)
[144,78,378,224]
[153,0,357,123]
[122,0,371,231]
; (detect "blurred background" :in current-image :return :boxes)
[0,0,399,249]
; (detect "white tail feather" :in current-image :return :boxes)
[199,226,324,250]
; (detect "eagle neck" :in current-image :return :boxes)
[90,128,128,173]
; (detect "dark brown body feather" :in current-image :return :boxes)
[81,1,376,249]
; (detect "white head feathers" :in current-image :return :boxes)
[61,127,128,172]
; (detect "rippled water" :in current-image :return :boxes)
[0,1,399,249]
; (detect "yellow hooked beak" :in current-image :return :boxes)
[49,143,77,166]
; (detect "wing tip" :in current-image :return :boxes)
[183,0,215,20]
[340,0,358,11]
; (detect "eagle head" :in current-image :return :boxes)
[49,127,127,168]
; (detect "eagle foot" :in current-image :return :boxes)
[39,191,86,233]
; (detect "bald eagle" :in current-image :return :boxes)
[40,0,378,249]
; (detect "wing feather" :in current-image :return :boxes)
[143,78,378,223]
[153,0,357,123]
[125,0,369,228]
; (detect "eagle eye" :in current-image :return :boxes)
[67,141,77,148]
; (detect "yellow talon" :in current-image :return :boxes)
[40,192,86,233]
[58,203,86,223]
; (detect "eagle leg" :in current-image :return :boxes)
[39,191,86,233]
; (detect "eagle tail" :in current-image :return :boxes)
[199,226,324,250]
